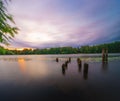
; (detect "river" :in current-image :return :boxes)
[0,54,120,101]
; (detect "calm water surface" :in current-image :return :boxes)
[0,54,120,101]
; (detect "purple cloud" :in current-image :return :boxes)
[7,0,120,48]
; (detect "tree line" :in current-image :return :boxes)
[0,1,120,55]
[0,41,120,55]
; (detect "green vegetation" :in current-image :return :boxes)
[79,41,120,53]
[0,46,14,54]
[0,41,120,55]
[0,0,18,45]
[0,0,18,54]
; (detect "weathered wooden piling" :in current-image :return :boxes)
[78,63,82,72]
[77,58,80,62]
[83,63,89,80]
[56,58,59,62]
[62,64,65,68]
[66,60,69,64]
[68,57,71,63]
[64,61,68,68]
[77,58,82,65]
[77,58,82,72]
[102,49,105,62]
[65,62,68,67]
[84,63,88,73]
[62,64,66,75]
[105,49,108,62]
[102,48,108,63]
[78,62,82,67]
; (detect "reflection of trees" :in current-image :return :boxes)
[61,59,71,76]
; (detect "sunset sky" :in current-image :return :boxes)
[8,0,120,48]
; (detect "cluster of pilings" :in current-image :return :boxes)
[61,57,71,75]
[77,58,89,80]
[56,57,89,79]
[55,48,108,78]
[102,48,108,63]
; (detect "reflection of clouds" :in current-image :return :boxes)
[0,56,53,86]
[0,56,49,79]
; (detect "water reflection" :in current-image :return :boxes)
[77,58,82,73]
[102,61,108,72]
[61,59,71,75]
[0,55,120,101]
[0,57,31,62]
[59,57,109,80]
[18,58,26,73]
[78,63,82,72]
[60,58,90,80]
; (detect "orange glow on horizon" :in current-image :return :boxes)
[6,47,34,51]
[16,48,24,51]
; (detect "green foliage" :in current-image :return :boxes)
[79,41,120,53]
[32,47,78,54]
[0,41,120,55]
[0,0,18,45]
[0,46,14,54]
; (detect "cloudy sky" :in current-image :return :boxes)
[8,0,120,48]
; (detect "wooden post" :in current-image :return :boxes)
[102,48,108,63]
[83,63,89,80]
[105,49,108,62]
[78,62,82,72]
[77,58,82,66]
[102,49,105,62]
[65,61,68,68]
[77,58,80,62]
[68,57,71,63]
[56,58,59,62]
[84,63,88,72]
[62,64,66,75]
[77,58,82,73]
